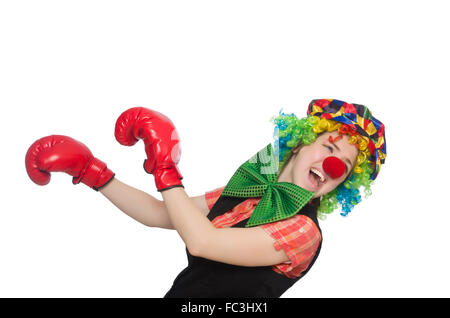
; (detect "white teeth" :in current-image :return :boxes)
[311,168,325,183]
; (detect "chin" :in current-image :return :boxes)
[312,192,320,199]
[298,182,316,194]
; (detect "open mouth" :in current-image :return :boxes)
[309,168,325,189]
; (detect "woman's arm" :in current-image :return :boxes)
[161,187,290,266]
[99,178,209,229]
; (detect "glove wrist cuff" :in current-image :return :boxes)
[154,165,184,192]
[76,157,115,191]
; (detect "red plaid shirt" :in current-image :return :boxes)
[205,186,322,279]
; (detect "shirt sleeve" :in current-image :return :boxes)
[204,186,226,211]
[261,215,322,278]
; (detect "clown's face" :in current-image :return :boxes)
[277,131,359,198]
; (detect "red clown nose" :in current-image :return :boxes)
[322,156,346,179]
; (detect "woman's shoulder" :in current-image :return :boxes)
[261,214,322,243]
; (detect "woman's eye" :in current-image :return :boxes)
[324,145,333,152]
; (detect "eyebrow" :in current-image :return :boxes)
[329,142,352,173]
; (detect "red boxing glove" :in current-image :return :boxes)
[25,135,115,191]
[114,107,183,192]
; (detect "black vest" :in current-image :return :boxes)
[164,195,322,298]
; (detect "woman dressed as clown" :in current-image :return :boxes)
[25,99,386,297]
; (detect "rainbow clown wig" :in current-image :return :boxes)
[271,99,387,220]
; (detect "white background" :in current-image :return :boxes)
[1,0,448,297]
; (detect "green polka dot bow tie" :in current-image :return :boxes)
[221,143,315,227]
